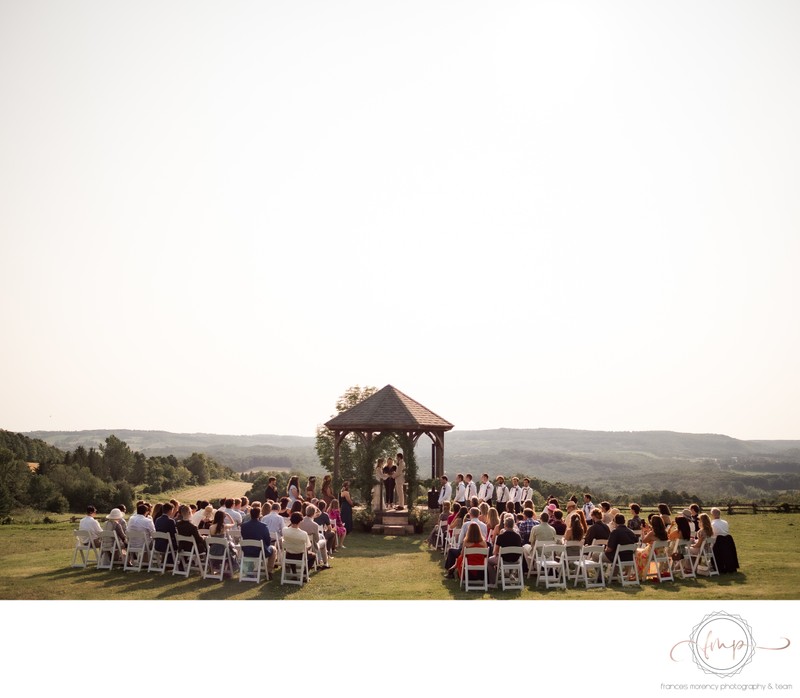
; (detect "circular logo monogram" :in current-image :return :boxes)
[690,611,756,677]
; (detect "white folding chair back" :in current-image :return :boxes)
[97,530,122,570]
[173,534,204,577]
[239,539,269,583]
[444,527,461,557]
[645,539,673,582]
[227,526,241,545]
[72,529,98,568]
[461,546,489,592]
[497,546,524,590]
[575,544,605,588]
[607,543,639,586]
[536,544,567,589]
[692,536,719,577]
[563,542,584,582]
[280,549,309,586]
[525,540,548,579]
[124,530,151,572]
[148,532,176,574]
[203,536,234,581]
[435,522,447,551]
[670,540,695,579]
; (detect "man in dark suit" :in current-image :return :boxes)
[241,506,277,577]
[154,502,178,562]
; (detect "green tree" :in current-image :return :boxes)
[101,435,134,481]
[184,452,211,485]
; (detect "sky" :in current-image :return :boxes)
[1,1,798,441]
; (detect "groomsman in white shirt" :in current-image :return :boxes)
[464,473,478,502]
[454,474,467,505]
[509,477,522,514]
[494,476,510,511]
[438,476,452,507]
[519,478,532,507]
[478,473,494,506]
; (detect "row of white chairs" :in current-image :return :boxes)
[454,536,720,592]
[71,528,317,586]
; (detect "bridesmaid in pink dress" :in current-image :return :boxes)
[328,499,347,549]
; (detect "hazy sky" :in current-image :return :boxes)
[1,1,798,440]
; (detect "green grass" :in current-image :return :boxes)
[1,513,797,600]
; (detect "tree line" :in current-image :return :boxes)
[0,430,237,516]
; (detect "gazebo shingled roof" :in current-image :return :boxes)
[325,385,453,431]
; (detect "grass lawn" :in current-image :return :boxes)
[0,513,797,600]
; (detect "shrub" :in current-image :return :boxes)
[45,494,69,514]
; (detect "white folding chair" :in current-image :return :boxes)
[670,540,695,580]
[434,522,447,551]
[563,541,584,583]
[497,546,524,591]
[525,540,548,579]
[643,539,673,582]
[606,543,639,586]
[691,536,719,577]
[444,527,461,557]
[97,530,123,570]
[281,549,309,586]
[460,547,489,592]
[239,539,269,583]
[148,532,176,574]
[536,544,567,589]
[173,534,204,577]
[574,544,606,588]
[71,529,98,568]
[124,530,151,572]
[203,537,234,581]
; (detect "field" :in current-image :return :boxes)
[156,480,252,503]
[0,512,797,600]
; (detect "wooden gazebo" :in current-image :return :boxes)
[325,385,454,483]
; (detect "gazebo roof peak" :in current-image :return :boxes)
[324,385,454,431]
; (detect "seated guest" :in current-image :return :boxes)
[486,508,502,547]
[300,505,331,569]
[207,510,239,574]
[115,505,128,534]
[636,514,668,578]
[103,508,128,551]
[690,503,701,530]
[551,509,567,536]
[627,503,643,531]
[314,501,337,555]
[197,504,215,530]
[564,510,586,543]
[444,508,487,575]
[488,515,525,585]
[191,500,210,526]
[428,501,451,547]
[563,500,577,522]
[450,521,488,582]
[240,506,277,575]
[127,503,156,540]
[79,505,103,546]
[261,501,286,542]
[219,498,242,526]
[283,511,314,567]
[279,497,291,517]
[517,508,537,544]
[526,510,556,550]
[599,501,613,525]
[176,504,207,555]
[709,508,739,573]
[709,508,729,536]
[658,503,673,528]
[155,502,179,556]
[603,514,638,564]
[680,509,697,537]
[669,515,692,548]
[689,513,714,560]
[584,508,611,545]
[328,499,347,549]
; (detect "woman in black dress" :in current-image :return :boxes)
[383,457,396,508]
[339,481,354,533]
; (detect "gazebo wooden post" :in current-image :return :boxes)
[436,430,445,479]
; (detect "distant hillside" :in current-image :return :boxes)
[24,427,800,501]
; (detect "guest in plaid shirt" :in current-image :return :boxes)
[517,507,537,542]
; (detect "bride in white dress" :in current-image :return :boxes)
[371,458,387,511]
